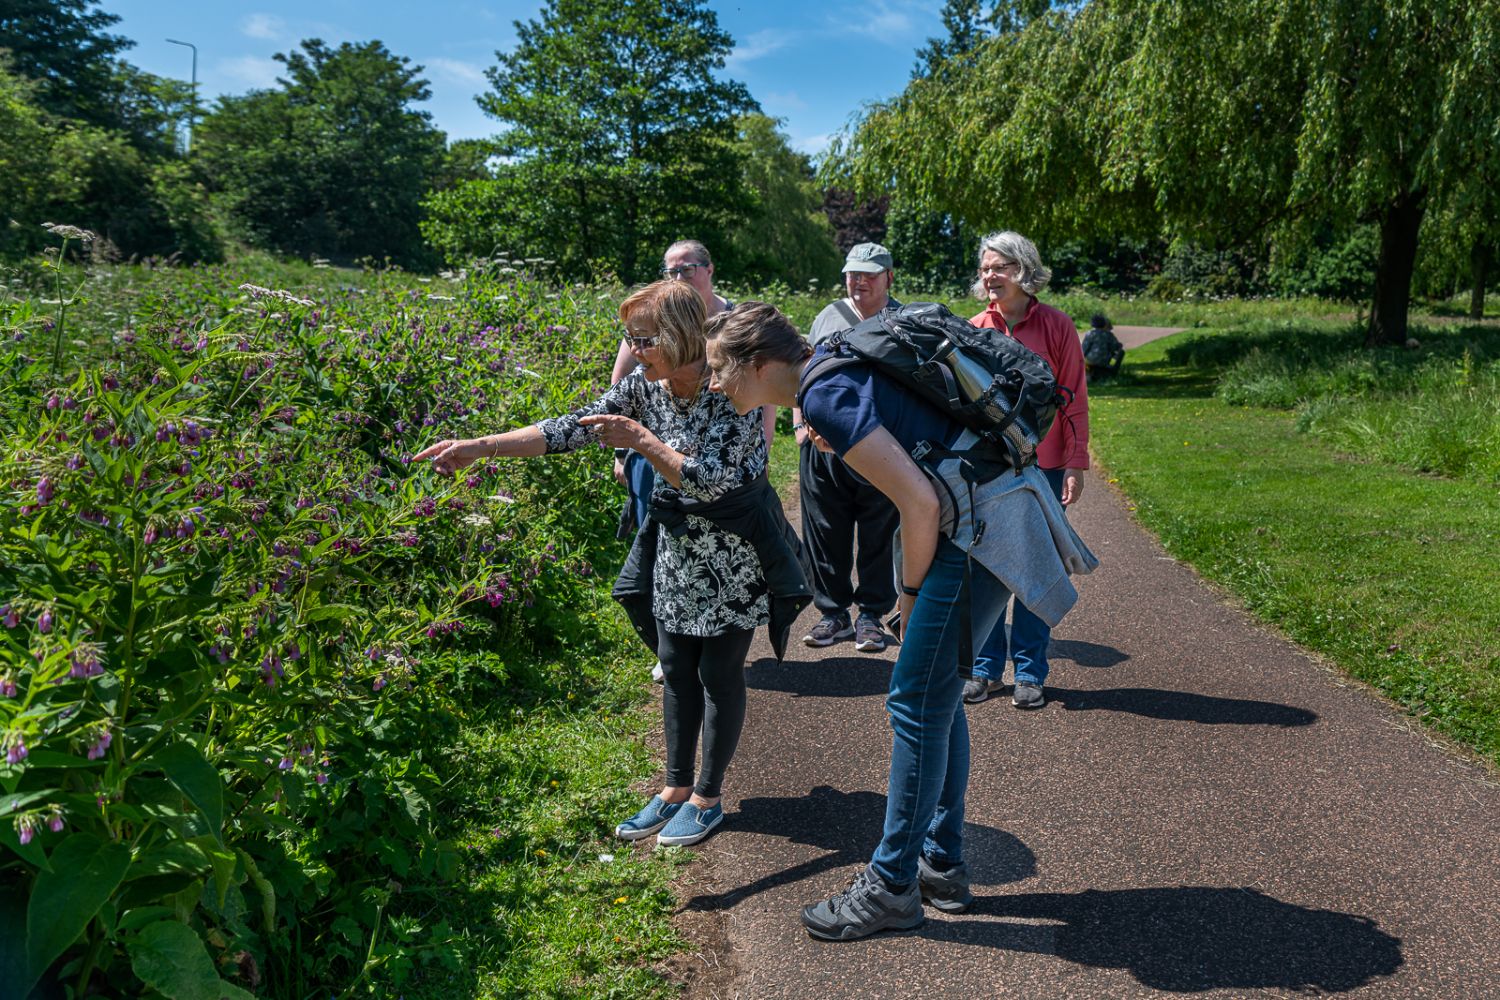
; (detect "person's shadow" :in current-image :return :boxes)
[924,886,1403,993]
[1045,687,1318,727]
[746,654,893,698]
[684,784,1035,912]
[1049,638,1130,668]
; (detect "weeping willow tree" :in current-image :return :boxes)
[830,0,1500,345]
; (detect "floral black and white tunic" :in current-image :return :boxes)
[536,368,769,636]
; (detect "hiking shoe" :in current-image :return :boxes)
[655,801,723,847]
[615,795,682,841]
[1012,682,1046,709]
[801,866,924,941]
[651,661,665,684]
[917,854,975,913]
[963,677,1000,704]
[853,613,888,653]
[802,613,853,648]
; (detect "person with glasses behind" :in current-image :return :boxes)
[609,241,775,683]
[964,231,1091,710]
[789,243,902,656]
[416,281,798,848]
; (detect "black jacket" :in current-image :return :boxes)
[612,473,811,661]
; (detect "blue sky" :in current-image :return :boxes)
[104,1,946,158]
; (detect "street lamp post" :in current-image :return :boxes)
[166,38,198,153]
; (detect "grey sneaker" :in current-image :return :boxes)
[801,866,924,941]
[917,854,975,913]
[853,613,888,653]
[1012,682,1046,709]
[963,677,1000,704]
[802,613,853,648]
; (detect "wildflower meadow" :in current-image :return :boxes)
[0,234,684,997]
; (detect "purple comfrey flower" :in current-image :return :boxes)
[37,609,53,634]
[175,517,195,539]
[207,643,230,664]
[68,647,103,680]
[0,673,16,698]
[36,477,54,505]
[180,421,202,446]
[16,816,37,845]
[277,756,294,771]
[66,454,84,471]
[45,394,60,410]
[2,606,18,629]
[86,729,112,760]
[316,772,329,785]
[284,641,302,661]
[412,498,437,518]
[372,673,387,692]
[48,809,64,833]
[5,734,28,765]
[143,523,159,546]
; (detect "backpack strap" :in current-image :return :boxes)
[832,298,862,329]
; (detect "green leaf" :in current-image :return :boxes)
[128,919,254,1000]
[151,742,223,843]
[239,850,275,933]
[24,833,130,993]
[302,602,364,623]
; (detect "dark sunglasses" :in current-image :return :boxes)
[660,264,700,279]
[626,334,658,350]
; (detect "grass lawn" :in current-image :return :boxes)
[1091,336,1500,766]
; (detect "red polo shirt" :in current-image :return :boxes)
[971,298,1089,471]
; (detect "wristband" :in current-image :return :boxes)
[613,448,629,459]
[792,421,806,431]
[900,582,922,597]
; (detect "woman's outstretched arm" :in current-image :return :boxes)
[412,426,547,475]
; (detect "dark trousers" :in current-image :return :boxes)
[798,442,899,618]
[659,626,755,798]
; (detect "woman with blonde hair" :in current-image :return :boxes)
[417,280,804,846]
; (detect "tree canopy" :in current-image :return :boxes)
[195,40,445,267]
[455,0,758,281]
[832,0,1500,343]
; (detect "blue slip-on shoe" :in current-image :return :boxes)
[615,795,682,841]
[655,801,724,847]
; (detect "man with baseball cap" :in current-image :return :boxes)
[792,242,902,654]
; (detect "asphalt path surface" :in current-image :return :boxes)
[658,326,1500,999]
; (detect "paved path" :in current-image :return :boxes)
[662,325,1500,998]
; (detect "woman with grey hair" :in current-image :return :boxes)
[965,230,1090,711]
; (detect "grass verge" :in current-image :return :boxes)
[1091,335,1500,768]
[401,588,685,998]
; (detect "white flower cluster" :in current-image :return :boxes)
[238,283,315,308]
[41,222,97,243]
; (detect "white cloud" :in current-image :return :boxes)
[240,13,285,41]
[792,132,834,157]
[726,29,792,69]
[426,57,489,88]
[838,1,922,43]
[763,90,807,112]
[217,55,282,90]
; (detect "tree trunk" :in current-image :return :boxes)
[1471,239,1491,321]
[1366,191,1426,347]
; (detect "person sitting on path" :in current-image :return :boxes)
[1081,311,1126,381]
[704,302,1096,941]
[610,240,776,685]
[965,231,1091,710]
[417,281,803,848]
[790,242,902,655]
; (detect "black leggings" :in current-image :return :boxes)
[658,625,754,798]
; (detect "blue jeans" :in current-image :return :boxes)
[870,538,1012,887]
[625,451,655,532]
[972,467,1066,688]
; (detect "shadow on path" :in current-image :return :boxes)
[923,886,1402,994]
[747,655,893,698]
[1049,639,1131,668]
[1046,687,1318,727]
[686,785,1034,913]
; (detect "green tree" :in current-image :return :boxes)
[195,39,445,267]
[463,0,758,280]
[723,114,841,287]
[0,0,132,127]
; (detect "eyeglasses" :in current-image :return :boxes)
[626,334,658,350]
[981,261,1021,277]
[660,264,700,279]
